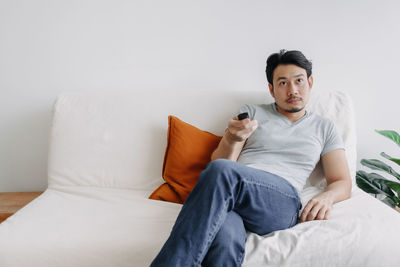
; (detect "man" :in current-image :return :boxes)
[150,50,352,267]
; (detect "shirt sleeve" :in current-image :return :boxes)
[234,104,254,120]
[321,120,345,156]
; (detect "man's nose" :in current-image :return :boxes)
[287,83,299,95]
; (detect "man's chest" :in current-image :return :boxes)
[244,120,323,160]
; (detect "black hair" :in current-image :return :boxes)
[266,49,312,85]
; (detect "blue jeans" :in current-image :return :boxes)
[150,159,302,267]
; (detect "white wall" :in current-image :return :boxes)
[1,0,399,192]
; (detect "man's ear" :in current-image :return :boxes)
[308,75,314,90]
[268,83,274,98]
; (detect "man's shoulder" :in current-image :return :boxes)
[240,102,274,112]
[307,112,336,130]
[238,103,274,119]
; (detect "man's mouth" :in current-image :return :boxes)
[287,98,302,104]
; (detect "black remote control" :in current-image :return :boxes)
[238,112,249,120]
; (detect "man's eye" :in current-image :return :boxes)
[280,81,286,85]
[297,79,303,83]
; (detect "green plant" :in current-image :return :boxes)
[356,130,400,208]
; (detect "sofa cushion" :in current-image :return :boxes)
[47,91,265,190]
[47,90,357,196]
[1,187,400,267]
[149,116,222,204]
[0,187,182,267]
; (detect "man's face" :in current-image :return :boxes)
[268,64,313,114]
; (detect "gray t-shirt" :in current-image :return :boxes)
[237,103,344,193]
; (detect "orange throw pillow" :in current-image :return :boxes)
[149,116,222,204]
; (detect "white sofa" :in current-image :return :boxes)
[1,89,400,267]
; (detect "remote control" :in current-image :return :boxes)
[238,112,249,120]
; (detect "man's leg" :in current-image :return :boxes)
[150,159,301,267]
[201,211,247,267]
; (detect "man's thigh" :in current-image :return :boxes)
[222,161,301,235]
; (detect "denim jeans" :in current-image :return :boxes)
[150,159,302,267]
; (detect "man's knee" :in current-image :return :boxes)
[189,159,237,200]
[198,159,236,185]
[205,159,236,175]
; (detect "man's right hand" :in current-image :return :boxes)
[226,116,258,143]
[211,115,258,161]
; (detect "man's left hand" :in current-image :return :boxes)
[299,192,334,222]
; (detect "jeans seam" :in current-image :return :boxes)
[242,178,299,200]
[194,197,229,265]
[237,247,245,265]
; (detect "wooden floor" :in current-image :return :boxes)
[0,192,43,223]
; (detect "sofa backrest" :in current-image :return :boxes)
[47,89,356,191]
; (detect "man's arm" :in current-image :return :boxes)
[211,116,258,161]
[299,149,352,222]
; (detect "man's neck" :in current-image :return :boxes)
[275,103,307,123]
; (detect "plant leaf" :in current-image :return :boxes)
[380,152,400,167]
[380,196,397,208]
[388,182,400,197]
[360,158,400,180]
[375,129,400,147]
[356,170,396,197]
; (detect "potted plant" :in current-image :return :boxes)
[356,130,400,213]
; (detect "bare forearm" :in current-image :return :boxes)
[211,131,245,161]
[323,179,352,204]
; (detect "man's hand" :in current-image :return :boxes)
[226,116,258,143]
[299,149,352,223]
[211,115,258,161]
[299,191,334,222]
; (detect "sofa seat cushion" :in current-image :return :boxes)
[243,188,400,266]
[1,186,400,267]
[0,187,181,267]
